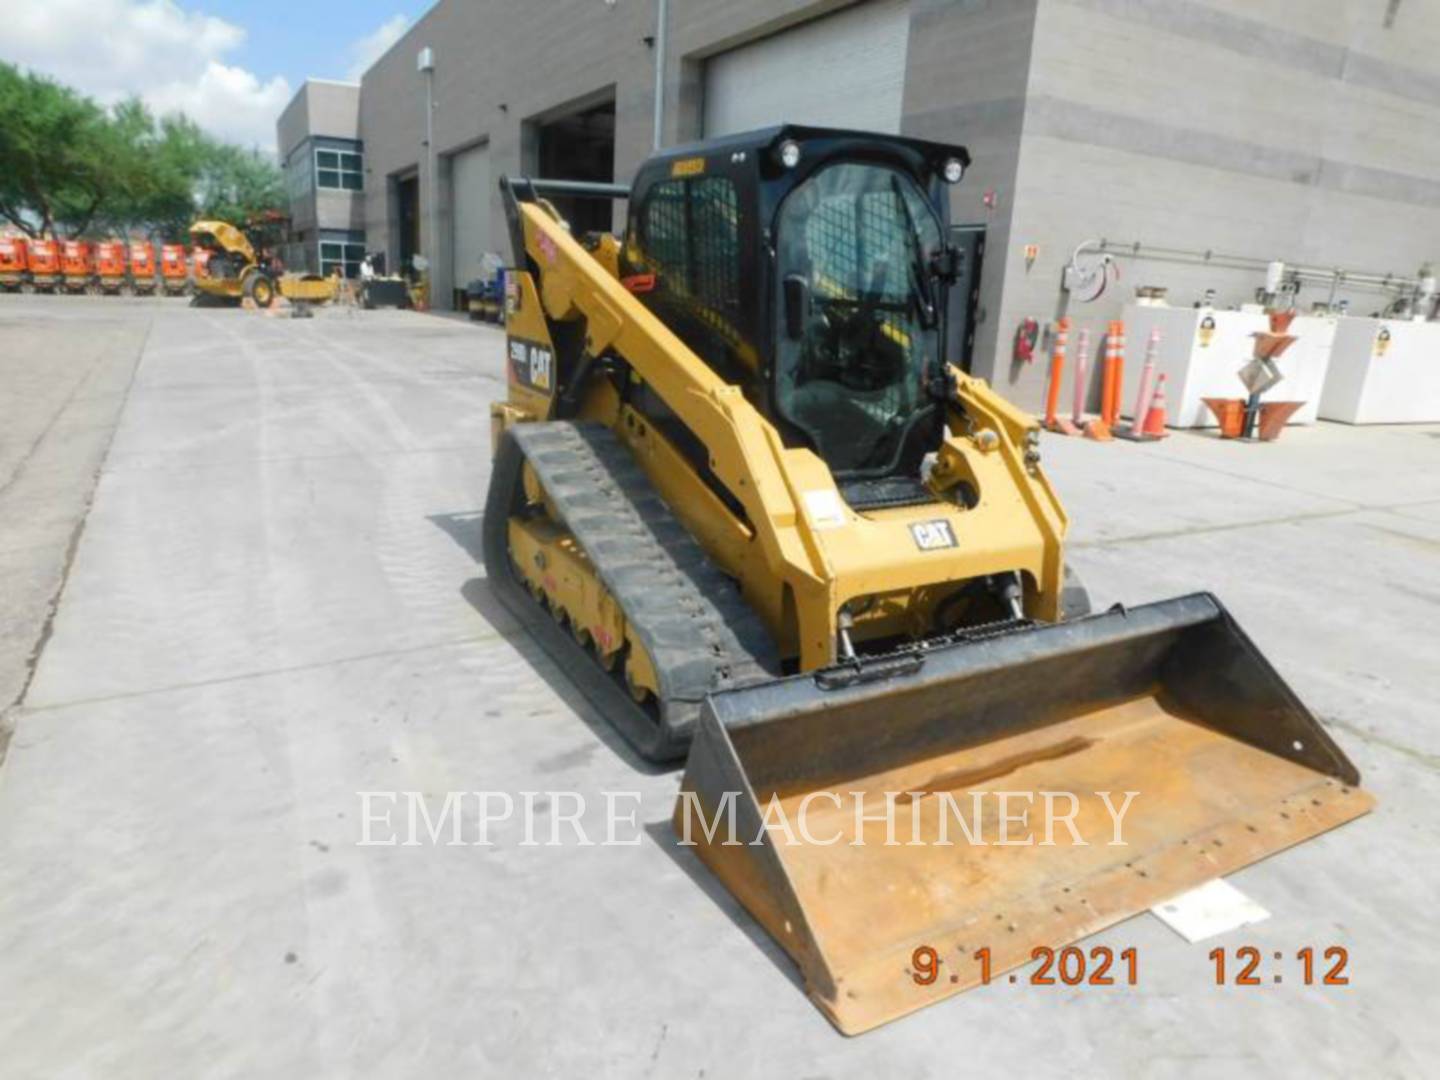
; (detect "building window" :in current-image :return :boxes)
[316,149,363,191]
[286,147,313,203]
[320,240,365,278]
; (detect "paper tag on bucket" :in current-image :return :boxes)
[1150,878,1270,943]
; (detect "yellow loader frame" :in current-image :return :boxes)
[486,170,1372,1036]
[495,198,1067,669]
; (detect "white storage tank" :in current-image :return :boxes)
[1319,318,1440,424]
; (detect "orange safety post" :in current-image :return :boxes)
[1101,320,1125,428]
[1071,327,1089,427]
[1043,318,1078,435]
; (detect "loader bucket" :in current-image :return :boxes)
[674,593,1372,1034]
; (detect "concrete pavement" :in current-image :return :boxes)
[0,297,148,755]
[0,294,1435,1077]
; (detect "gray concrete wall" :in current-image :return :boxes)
[275,88,310,162]
[358,0,649,306]
[277,81,361,159]
[304,80,361,140]
[349,0,1440,374]
[987,0,1440,410]
[901,0,1040,376]
[313,187,365,237]
[356,0,871,308]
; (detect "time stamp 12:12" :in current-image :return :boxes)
[910,945,1351,987]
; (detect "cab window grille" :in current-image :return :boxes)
[642,177,740,314]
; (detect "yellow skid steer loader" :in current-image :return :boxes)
[481,126,1372,1033]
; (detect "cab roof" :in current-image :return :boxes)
[648,124,970,173]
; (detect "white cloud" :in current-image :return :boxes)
[346,14,409,81]
[146,61,292,152]
[0,0,290,149]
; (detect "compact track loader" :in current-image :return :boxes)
[482,126,1372,1033]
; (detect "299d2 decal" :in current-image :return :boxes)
[508,338,553,393]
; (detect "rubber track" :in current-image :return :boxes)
[484,421,778,761]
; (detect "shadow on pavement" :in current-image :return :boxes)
[643,819,805,994]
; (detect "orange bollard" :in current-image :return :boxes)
[1071,328,1090,427]
[1101,320,1125,428]
[1111,324,1126,426]
[1044,318,1079,435]
[1099,321,1115,427]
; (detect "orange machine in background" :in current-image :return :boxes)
[0,236,27,292]
[27,239,61,292]
[96,241,128,294]
[61,240,95,293]
[160,244,189,295]
[130,242,158,294]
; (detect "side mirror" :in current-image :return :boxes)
[929,244,963,284]
[783,274,810,340]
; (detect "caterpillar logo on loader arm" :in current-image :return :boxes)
[480,126,1373,1034]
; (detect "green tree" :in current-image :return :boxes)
[0,62,110,237]
[97,108,211,241]
[195,141,286,226]
[0,60,287,241]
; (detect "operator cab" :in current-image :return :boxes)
[621,126,970,507]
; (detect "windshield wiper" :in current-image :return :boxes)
[890,175,938,330]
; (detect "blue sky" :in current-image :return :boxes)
[192,0,434,88]
[1,0,439,149]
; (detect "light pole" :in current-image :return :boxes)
[652,0,667,151]
[417,46,437,303]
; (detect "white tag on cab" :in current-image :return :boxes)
[802,489,847,530]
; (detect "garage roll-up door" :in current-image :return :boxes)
[703,0,911,138]
[451,143,491,289]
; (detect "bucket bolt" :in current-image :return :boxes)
[990,573,1025,620]
[837,606,858,661]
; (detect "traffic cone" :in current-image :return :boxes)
[1116,327,1161,441]
[1082,332,1114,441]
[1131,330,1159,426]
[1141,373,1169,436]
[1068,327,1111,440]
[1088,320,1120,440]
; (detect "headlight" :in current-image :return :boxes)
[942,157,965,184]
[777,139,802,169]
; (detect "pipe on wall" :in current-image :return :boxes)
[652,0,668,151]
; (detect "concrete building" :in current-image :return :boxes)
[279,0,1440,409]
[275,79,367,278]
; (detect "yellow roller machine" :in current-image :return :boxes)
[189,220,337,309]
[481,126,1372,1034]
